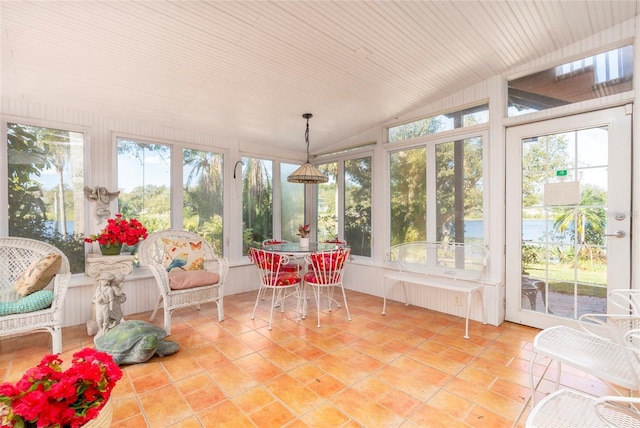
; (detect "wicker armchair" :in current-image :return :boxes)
[0,237,71,354]
[138,230,228,334]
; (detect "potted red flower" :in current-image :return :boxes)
[84,214,148,255]
[0,348,122,428]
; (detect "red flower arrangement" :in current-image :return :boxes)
[84,214,148,246]
[0,348,122,428]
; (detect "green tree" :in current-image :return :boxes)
[553,185,607,246]
[390,147,427,245]
[7,124,85,272]
[242,158,273,253]
[521,134,570,209]
[345,157,372,256]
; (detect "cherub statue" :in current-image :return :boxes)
[93,272,127,338]
[84,186,120,224]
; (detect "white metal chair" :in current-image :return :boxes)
[529,290,640,405]
[527,328,640,427]
[527,390,640,428]
[138,230,229,334]
[0,237,71,354]
[303,247,351,328]
[248,247,302,330]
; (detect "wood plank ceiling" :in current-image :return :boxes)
[1,1,638,153]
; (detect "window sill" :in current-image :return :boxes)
[68,266,154,288]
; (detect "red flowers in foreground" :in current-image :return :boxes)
[84,213,148,246]
[0,348,122,428]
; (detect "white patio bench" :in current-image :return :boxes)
[383,241,488,339]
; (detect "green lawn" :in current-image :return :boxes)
[525,263,607,298]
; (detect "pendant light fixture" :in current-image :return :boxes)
[287,113,329,184]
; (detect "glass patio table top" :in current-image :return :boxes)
[263,242,348,253]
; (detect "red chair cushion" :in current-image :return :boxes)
[272,272,301,286]
[250,250,284,271]
[309,249,347,272]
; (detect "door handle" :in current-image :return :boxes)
[604,230,626,238]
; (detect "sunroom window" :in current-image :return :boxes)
[316,153,372,257]
[117,138,225,258]
[117,139,171,233]
[508,44,633,117]
[6,122,86,273]
[388,104,488,143]
[389,133,485,257]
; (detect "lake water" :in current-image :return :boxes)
[465,219,562,241]
[49,219,558,242]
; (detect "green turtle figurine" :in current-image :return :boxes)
[94,320,179,365]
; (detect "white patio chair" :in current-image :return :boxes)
[303,247,351,328]
[248,247,302,330]
[0,237,71,354]
[527,390,640,428]
[529,291,640,405]
[527,327,640,427]
[138,230,228,334]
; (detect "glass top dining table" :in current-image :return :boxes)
[263,242,348,253]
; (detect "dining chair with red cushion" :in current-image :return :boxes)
[303,247,351,328]
[248,247,303,330]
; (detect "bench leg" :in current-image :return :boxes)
[463,289,486,339]
[381,280,387,315]
[381,280,410,315]
[464,291,472,339]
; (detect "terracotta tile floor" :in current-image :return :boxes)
[0,290,623,427]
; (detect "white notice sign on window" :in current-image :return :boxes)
[544,181,580,206]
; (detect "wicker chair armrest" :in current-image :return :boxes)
[50,272,71,312]
[147,263,171,293]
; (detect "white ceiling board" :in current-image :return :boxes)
[1,0,638,152]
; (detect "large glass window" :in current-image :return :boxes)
[183,149,224,257]
[388,104,488,143]
[242,157,273,254]
[344,157,372,256]
[316,155,372,257]
[317,162,338,242]
[508,45,633,117]
[280,163,304,241]
[118,139,225,257]
[389,134,484,253]
[6,123,86,273]
[390,147,426,245]
[117,139,171,232]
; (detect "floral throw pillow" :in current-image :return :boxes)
[162,238,205,272]
[14,253,62,297]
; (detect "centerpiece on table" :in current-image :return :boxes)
[0,348,123,428]
[84,214,148,256]
[297,224,310,248]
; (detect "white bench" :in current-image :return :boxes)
[383,241,488,339]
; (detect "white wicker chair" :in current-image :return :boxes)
[138,230,229,335]
[529,290,640,405]
[0,237,71,354]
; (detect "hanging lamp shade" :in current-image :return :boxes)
[287,113,328,184]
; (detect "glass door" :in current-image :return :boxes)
[505,106,632,329]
